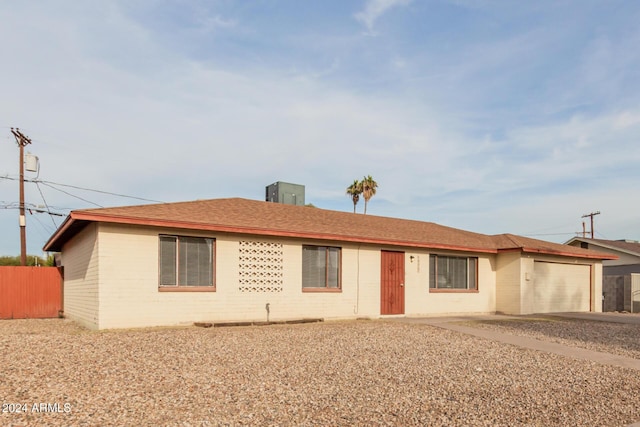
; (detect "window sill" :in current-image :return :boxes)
[159,286,216,292]
[429,289,479,293]
[302,288,342,293]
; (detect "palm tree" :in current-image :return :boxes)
[346,179,362,213]
[361,175,378,214]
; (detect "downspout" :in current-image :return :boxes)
[354,245,361,315]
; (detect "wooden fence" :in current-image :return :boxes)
[0,266,63,319]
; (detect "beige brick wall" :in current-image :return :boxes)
[94,224,385,329]
[60,223,603,329]
[495,251,523,314]
[61,223,100,329]
[88,225,500,328]
[404,250,497,316]
[97,224,223,329]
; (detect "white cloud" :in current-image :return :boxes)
[613,111,640,130]
[355,0,412,33]
[197,14,237,33]
[485,110,640,189]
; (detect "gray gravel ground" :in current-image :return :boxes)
[466,315,640,360]
[1,318,639,427]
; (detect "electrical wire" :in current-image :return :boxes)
[35,181,59,228]
[523,232,577,237]
[33,179,165,203]
[28,211,58,247]
[28,210,56,236]
[594,230,609,240]
[0,204,66,216]
[38,182,103,208]
[0,201,20,209]
[0,175,164,204]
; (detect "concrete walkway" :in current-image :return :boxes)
[396,315,640,371]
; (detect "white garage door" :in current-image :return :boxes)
[533,262,591,313]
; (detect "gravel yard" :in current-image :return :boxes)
[1,318,639,427]
[466,315,640,360]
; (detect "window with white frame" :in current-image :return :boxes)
[159,235,215,287]
[302,245,341,289]
[429,254,477,290]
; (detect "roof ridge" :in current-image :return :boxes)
[44,198,616,260]
[503,233,524,248]
[490,233,525,250]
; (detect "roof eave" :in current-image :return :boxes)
[513,246,618,260]
[46,212,500,254]
[43,214,75,252]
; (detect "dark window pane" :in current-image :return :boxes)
[437,256,450,288]
[179,237,213,286]
[430,255,477,290]
[159,236,177,286]
[302,246,341,289]
[302,246,326,287]
[469,258,477,290]
[327,247,340,288]
[449,257,467,289]
[429,255,436,288]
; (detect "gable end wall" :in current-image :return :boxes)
[60,223,99,329]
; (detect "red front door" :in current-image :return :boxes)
[381,251,405,315]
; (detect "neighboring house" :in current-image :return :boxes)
[566,237,640,312]
[44,198,615,330]
[565,237,640,275]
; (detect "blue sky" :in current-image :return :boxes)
[1,0,639,256]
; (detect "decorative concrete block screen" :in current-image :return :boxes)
[238,241,284,293]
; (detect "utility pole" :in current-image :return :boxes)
[11,128,32,266]
[581,211,601,239]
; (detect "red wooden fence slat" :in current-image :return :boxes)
[0,267,62,319]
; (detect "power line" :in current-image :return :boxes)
[522,232,576,237]
[28,210,56,235]
[520,222,578,235]
[27,211,58,247]
[0,176,165,204]
[0,206,66,216]
[0,201,20,208]
[38,182,103,208]
[35,179,164,203]
[35,181,59,228]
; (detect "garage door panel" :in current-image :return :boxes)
[533,262,590,313]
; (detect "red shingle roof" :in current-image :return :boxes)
[43,198,615,260]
